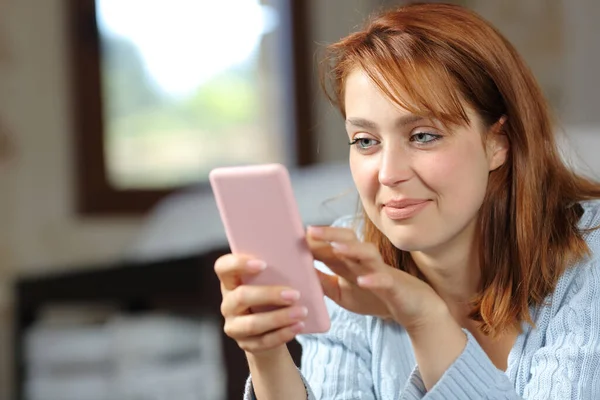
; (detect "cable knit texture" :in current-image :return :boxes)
[244,200,600,399]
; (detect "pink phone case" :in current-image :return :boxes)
[209,163,330,333]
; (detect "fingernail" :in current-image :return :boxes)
[246,260,267,271]
[308,226,324,237]
[291,322,305,333]
[289,307,308,319]
[281,290,301,301]
[330,242,348,251]
[357,275,372,286]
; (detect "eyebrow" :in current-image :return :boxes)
[345,114,426,130]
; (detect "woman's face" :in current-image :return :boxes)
[344,69,507,254]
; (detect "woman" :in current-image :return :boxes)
[215,3,600,399]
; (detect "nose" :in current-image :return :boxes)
[378,146,412,187]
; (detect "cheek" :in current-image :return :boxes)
[418,145,490,205]
[349,153,379,200]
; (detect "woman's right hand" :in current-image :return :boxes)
[214,254,308,355]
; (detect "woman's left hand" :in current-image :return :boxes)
[307,225,448,330]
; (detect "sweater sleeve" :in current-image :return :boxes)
[401,260,600,400]
[243,297,376,399]
[401,331,518,400]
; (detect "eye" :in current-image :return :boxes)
[348,137,379,150]
[410,132,441,144]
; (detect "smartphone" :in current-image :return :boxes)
[209,163,330,333]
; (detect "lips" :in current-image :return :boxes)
[382,199,430,220]
[384,198,429,208]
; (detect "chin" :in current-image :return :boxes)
[388,237,427,252]
[379,224,429,252]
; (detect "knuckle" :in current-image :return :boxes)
[341,227,356,239]
[214,254,231,272]
[215,254,244,274]
[256,334,272,349]
[365,243,380,258]
[243,316,259,335]
[223,321,235,338]
[234,286,248,306]
[244,341,259,353]
[363,242,376,252]
[274,329,292,346]
[281,328,295,342]
[238,341,251,352]
[219,300,228,317]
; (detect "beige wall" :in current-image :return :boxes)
[0,0,143,390]
[562,0,600,126]
[0,1,140,398]
[0,0,143,276]
[309,0,381,163]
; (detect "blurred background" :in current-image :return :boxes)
[0,0,598,399]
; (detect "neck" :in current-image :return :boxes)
[410,220,480,317]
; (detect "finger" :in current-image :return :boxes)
[315,269,340,303]
[307,225,358,243]
[330,241,383,274]
[307,235,361,283]
[314,252,359,284]
[331,241,382,264]
[310,238,378,280]
[214,254,266,291]
[307,235,338,265]
[221,285,301,317]
[357,271,395,292]
[224,305,308,339]
[307,236,347,273]
[308,226,380,277]
[237,322,305,353]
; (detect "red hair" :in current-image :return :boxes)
[321,3,600,336]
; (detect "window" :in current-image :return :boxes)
[69,0,312,214]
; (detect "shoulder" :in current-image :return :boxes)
[560,200,600,276]
[571,200,600,278]
[536,201,600,317]
[579,200,600,246]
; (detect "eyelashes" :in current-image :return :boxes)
[410,132,442,144]
[348,137,379,150]
[348,132,442,152]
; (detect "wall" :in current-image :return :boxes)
[562,0,600,126]
[0,1,138,398]
[309,0,382,163]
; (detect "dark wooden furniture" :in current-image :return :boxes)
[13,250,301,400]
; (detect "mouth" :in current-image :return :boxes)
[381,199,430,220]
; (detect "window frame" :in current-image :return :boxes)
[68,0,314,215]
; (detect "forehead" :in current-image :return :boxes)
[341,60,471,127]
[344,69,408,114]
[343,68,482,131]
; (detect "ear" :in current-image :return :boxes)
[486,116,509,171]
